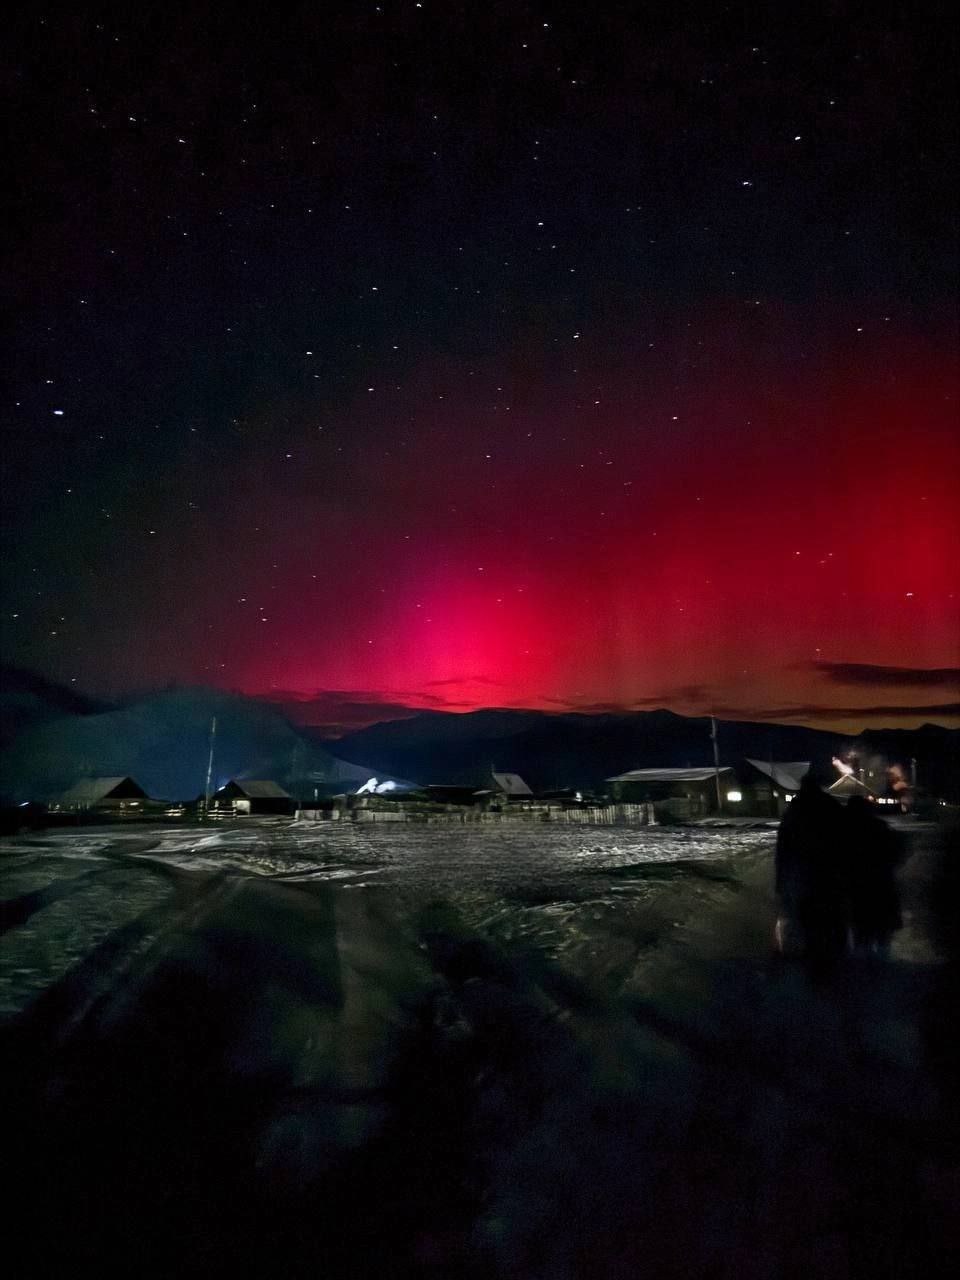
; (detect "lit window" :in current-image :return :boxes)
[785,794,793,802]
[726,790,743,803]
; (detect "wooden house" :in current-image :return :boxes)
[471,771,535,810]
[208,779,294,816]
[53,776,151,815]
[738,759,811,816]
[606,766,734,820]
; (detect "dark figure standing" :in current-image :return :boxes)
[843,795,906,957]
[775,773,847,975]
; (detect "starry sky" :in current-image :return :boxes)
[3,4,958,735]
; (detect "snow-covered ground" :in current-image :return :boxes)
[2,820,955,1277]
[1,823,775,1017]
[2,818,775,882]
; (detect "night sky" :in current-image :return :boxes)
[4,4,958,734]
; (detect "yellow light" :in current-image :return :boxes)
[726,790,742,803]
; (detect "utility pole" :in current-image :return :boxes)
[202,715,217,820]
[292,741,304,816]
[710,716,722,812]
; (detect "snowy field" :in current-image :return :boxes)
[1,818,778,883]
[1,822,775,1018]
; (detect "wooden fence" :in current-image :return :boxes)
[297,803,656,826]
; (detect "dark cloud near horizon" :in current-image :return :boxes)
[268,688,447,708]
[548,684,713,714]
[551,693,960,723]
[423,676,505,688]
[806,662,960,688]
[717,701,960,722]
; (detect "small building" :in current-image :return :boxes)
[208,779,294,816]
[740,759,811,816]
[472,771,535,810]
[53,776,151,815]
[606,767,734,820]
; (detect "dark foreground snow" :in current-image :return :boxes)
[2,822,957,1278]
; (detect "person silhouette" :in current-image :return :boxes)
[843,795,906,957]
[775,771,847,975]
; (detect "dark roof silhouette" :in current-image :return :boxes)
[56,776,148,806]
[217,779,291,799]
[491,771,533,796]
[825,773,878,798]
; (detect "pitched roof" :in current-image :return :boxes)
[825,773,877,797]
[226,773,293,793]
[606,767,733,784]
[57,777,147,805]
[744,759,811,791]
[229,779,291,799]
[491,772,533,796]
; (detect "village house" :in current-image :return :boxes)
[471,771,535,810]
[607,760,819,819]
[736,759,811,816]
[496,768,535,798]
[606,766,735,821]
[491,771,534,799]
[421,773,535,809]
[52,776,152,816]
[207,779,294,816]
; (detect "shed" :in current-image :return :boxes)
[209,779,294,816]
[53,776,150,814]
